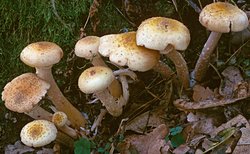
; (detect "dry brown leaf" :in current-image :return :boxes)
[5,141,34,154]
[122,124,169,154]
[124,109,166,133]
[187,112,216,135]
[193,85,215,102]
[172,144,190,154]
[220,66,244,98]
[210,114,250,137]
[174,96,248,111]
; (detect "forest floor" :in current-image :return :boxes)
[0,0,250,153]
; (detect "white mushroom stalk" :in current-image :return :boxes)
[20,41,87,129]
[192,2,249,83]
[136,17,191,89]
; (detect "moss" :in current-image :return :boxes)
[0,0,91,98]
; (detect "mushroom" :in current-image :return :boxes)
[75,36,122,99]
[20,120,57,147]
[78,66,125,116]
[52,111,78,139]
[2,73,52,120]
[192,2,249,83]
[20,41,87,129]
[136,17,191,89]
[99,32,160,72]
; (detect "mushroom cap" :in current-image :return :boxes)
[20,120,57,147]
[52,111,67,127]
[199,2,249,33]
[99,32,160,72]
[136,17,190,51]
[78,66,115,94]
[1,73,50,113]
[20,41,63,67]
[75,36,100,59]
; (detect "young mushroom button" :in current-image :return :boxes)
[192,2,249,84]
[20,120,57,147]
[20,41,87,129]
[136,17,191,89]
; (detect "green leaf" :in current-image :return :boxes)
[170,126,183,136]
[170,133,185,148]
[74,138,91,154]
[203,127,236,154]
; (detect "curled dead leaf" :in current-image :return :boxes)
[120,124,169,154]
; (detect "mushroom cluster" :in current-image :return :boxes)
[1,1,249,151]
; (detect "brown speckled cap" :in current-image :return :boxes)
[99,32,160,72]
[199,2,249,33]
[1,73,50,113]
[52,111,68,127]
[136,17,190,51]
[20,41,63,67]
[75,36,100,59]
[20,120,57,147]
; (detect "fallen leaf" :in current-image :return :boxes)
[174,96,249,111]
[220,66,244,98]
[123,124,169,154]
[124,109,166,133]
[172,144,190,154]
[193,85,215,102]
[5,140,34,154]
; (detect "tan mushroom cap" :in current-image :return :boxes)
[136,17,190,51]
[78,66,115,94]
[75,36,100,59]
[99,32,160,72]
[1,73,50,113]
[199,2,249,33]
[52,111,67,127]
[20,120,57,147]
[20,41,63,67]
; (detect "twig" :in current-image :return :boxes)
[224,40,250,65]
[113,4,136,27]
[50,0,69,29]
[185,0,201,13]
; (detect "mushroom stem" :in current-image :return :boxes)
[119,75,129,104]
[35,67,87,129]
[91,54,107,66]
[25,106,52,121]
[57,125,78,139]
[161,45,190,89]
[193,32,222,83]
[56,131,74,148]
[95,89,124,117]
[153,61,175,79]
[113,69,137,81]
[91,109,107,132]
